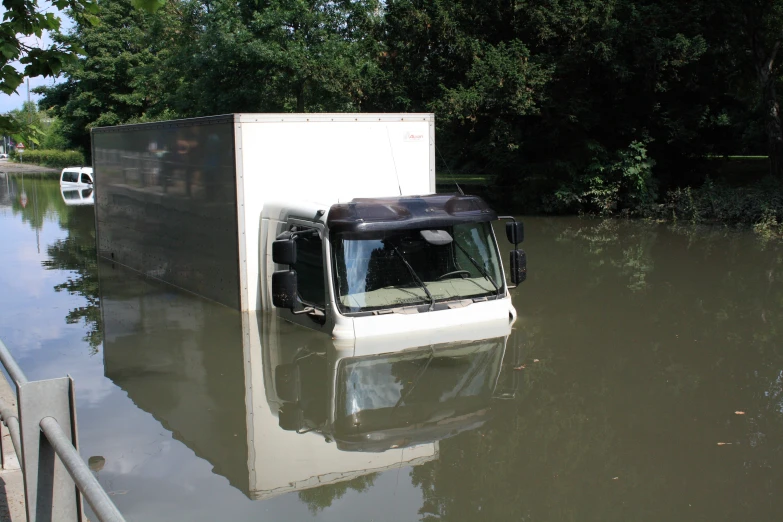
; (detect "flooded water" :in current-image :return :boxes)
[2,175,783,521]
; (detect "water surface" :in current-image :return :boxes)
[1,176,782,521]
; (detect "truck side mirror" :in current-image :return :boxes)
[509,250,527,285]
[505,221,524,245]
[272,270,297,309]
[273,238,297,265]
[278,404,305,432]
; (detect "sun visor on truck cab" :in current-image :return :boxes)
[326,194,498,234]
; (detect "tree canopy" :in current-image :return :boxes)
[33,0,783,215]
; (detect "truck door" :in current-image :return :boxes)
[281,220,328,328]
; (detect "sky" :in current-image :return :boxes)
[0,3,74,113]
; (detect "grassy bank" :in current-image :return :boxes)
[9,149,86,169]
[651,178,783,239]
[4,171,61,179]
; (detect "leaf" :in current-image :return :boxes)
[734,411,745,415]
[131,0,167,13]
[0,44,19,59]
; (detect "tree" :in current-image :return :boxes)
[36,0,183,153]
[0,0,99,133]
[168,0,382,116]
[720,1,783,177]
[376,1,709,212]
[7,100,44,147]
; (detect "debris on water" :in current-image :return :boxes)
[612,477,619,480]
[533,359,540,363]
[513,364,526,371]
[734,411,745,415]
[717,442,732,446]
[88,456,105,472]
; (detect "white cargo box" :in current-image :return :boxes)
[93,114,435,310]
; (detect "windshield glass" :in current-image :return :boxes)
[332,222,503,313]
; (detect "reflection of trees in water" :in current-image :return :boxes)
[27,178,102,354]
[4,176,66,229]
[42,221,102,353]
[409,218,783,521]
[297,473,377,514]
[555,218,658,292]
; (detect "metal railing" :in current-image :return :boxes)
[0,338,125,522]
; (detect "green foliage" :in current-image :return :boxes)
[554,141,656,215]
[12,149,86,169]
[40,118,71,150]
[658,177,783,234]
[36,0,183,153]
[34,0,783,222]
[131,0,166,11]
[376,0,715,202]
[167,0,382,115]
[0,0,99,133]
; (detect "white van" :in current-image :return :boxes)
[60,166,94,186]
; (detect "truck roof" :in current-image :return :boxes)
[326,194,497,233]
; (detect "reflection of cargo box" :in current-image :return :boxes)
[92,114,435,311]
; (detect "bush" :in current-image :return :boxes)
[655,177,783,236]
[11,149,86,169]
[554,140,657,215]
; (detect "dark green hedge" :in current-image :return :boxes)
[10,149,86,169]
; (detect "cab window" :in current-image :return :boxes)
[80,173,92,184]
[61,171,79,183]
[291,227,325,309]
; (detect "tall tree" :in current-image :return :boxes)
[169,0,382,115]
[376,1,709,212]
[36,0,183,152]
[728,1,783,177]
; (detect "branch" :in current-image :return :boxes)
[768,39,782,73]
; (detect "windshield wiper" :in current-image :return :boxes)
[452,240,502,299]
[391,347,435,416]
[392,245,435,311]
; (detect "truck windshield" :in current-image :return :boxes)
[332,222,503,313]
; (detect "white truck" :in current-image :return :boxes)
[92,114,526,339]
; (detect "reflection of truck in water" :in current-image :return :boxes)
[92,114,526,339]
[269,324,518,453]
[99,260,521,500]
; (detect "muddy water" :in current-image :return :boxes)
[1,176,782,521]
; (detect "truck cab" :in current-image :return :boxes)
[267,194,526,339]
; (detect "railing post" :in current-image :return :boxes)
[1,413,5,470]
[18,376,83,522]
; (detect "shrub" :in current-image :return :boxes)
[554,140,657,215]
[11,149,86,169]
[658,177,783,233]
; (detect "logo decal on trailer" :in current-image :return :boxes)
[403,131,425,142]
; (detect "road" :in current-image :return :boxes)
[0,158,58,173]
